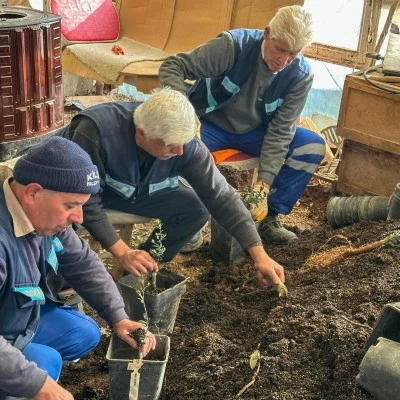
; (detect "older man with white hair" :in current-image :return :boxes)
[160,5,327,245]
[57,88,286,290]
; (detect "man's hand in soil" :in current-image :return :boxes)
[114,319,156,357]
[108,239,158,276]
[247,245,285,288]
[35,376,74,399]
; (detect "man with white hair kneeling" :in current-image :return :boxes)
[57,88,286,289]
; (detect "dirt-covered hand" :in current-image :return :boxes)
[118,249,158,276]
[113,319,156,357]
[249,185,269,222]
[255,255,285,289]
[247,245,286,295]
[35,376,74,399]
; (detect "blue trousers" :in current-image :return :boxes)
[21,302,101,382]
[201,120,326,214]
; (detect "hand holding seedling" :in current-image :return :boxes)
[114,318,156,358]
[109,234,159,276]
[247,245,288,296]
[241,183,269,222]
[116,247,159,276]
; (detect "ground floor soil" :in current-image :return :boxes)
[60,176,399,400]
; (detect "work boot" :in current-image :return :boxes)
[58,288,84,313]
[179,230,203,253]
[258,215,298,245]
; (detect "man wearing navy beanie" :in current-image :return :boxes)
[0,137,155,400]
[13,136,100,195]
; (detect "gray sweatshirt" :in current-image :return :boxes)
[159,31,314,185]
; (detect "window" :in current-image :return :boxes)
[304,0,366,50]
[303,0,395,69]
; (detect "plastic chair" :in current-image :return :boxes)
[320,125,343,150]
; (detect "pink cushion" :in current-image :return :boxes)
[49,0,120,43]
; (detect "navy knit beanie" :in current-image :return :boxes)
[13,137,100,194]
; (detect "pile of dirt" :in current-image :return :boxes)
[60,181,400,400]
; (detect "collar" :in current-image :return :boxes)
[3,178,36,237]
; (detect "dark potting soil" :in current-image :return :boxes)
[59,177,400,400]
[128,328,147,346]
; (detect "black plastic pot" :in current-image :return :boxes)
[106,333,170,400]
[364,302,400,351]
[357,337,400,400]
[119,269,187,334]
[358,302,400,399]
[210,217,252,265]
[388,183,400,220]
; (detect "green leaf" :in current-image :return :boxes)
[149,220,166,262]
[249,349,260,369]
[385,230,400,247]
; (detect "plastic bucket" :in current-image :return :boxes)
[119,269,187,334]
[210,217,247,265]
[388,183,400,220]
[357,337,400,400]
[364,302,400,351]
[106,333,170,400]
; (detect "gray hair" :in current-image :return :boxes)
[269,5,313,51]
[133,88,199,145]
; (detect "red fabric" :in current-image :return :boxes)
[49,0,120,42]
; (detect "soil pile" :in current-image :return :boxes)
[60,181,400,400]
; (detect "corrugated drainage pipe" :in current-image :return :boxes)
[327,195,389,228]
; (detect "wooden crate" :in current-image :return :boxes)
[337,139,400,197]
[337,73,400,156]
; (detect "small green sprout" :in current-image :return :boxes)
[241,185,268,210]
[149,220,166,289]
